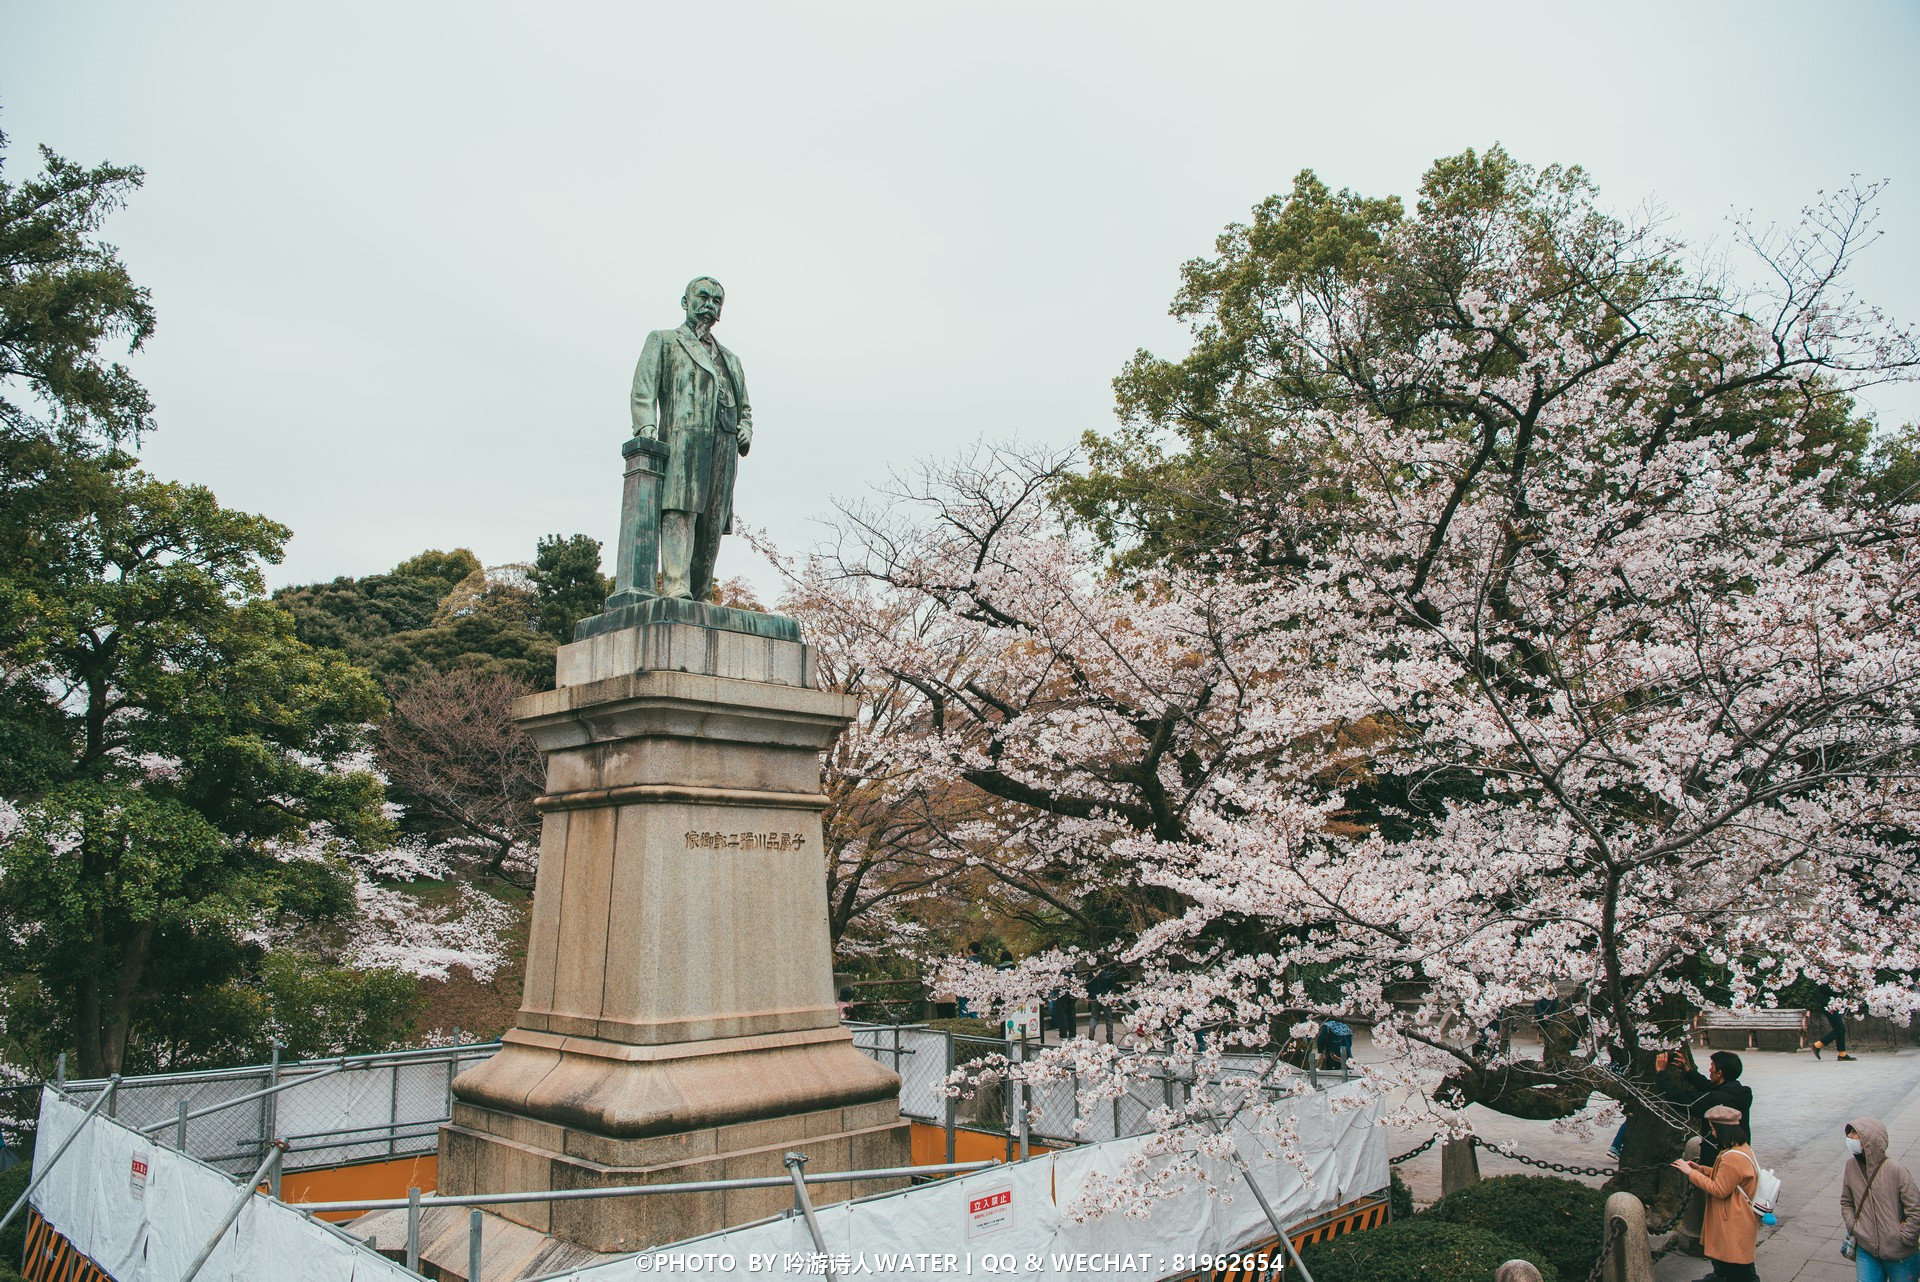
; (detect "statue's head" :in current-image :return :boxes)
[682,277,725,328]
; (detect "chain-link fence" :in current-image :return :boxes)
[62,1042,500,1177]
[846,1024,1354,1149]
[42,1027,1345,1180]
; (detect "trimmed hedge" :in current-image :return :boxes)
[1389,1167,1414,1221]
[1425,1174,1605,1282]
[1297,1218,1558,1282]
[0,1160,26,1280]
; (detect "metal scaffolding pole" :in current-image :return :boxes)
[783,1152,836,1282]
[0,1077,121,1236]
[179,1141,287,1282]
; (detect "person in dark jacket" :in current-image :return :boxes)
[1814,984,1858,1061]
[1660,1049,1754,1162]
[1656,1046,1755,1255]
[1316,1019,1353,1069]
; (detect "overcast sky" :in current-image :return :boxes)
[5,2,1917,596]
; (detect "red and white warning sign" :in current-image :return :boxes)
[966,1182,1014,1239]
[129,1152,150,1200]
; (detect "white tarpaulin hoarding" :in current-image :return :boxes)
[30,1089,417,1282]
[30,1079,1383,1282]
[549,1081,1386,1282]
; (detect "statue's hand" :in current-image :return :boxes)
[737,426,752,456]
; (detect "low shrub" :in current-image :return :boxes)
[1389,1167,1414,1220]
[1297,1217,1557,1282]
[0,1160,27,1276]
[1425,1174,1605,1281]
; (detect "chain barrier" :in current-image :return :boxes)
[1389,1128,1689,1180]
[1389,1130,1668,1178]
[1582,1213,1621,1282]
[1647,1193,1695,1262]
[1469,1136,1674,1179]
[1388,1134,1438,1164]
[1390,1128,1699,1275]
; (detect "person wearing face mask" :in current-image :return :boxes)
[1675,1105,1762,1280]
[1841,1118,1920,1281]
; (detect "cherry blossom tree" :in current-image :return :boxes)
[377,667,542,886]
[789,154,1920,1206]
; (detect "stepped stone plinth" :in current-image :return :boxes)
[438,600,908,1254]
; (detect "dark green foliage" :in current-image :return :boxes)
[1298,1217,1557,1282]
[0,1160,25,1275]
[0,125,413,1081]
[254,952,422,1058]
[275,547,482,668]
[135,951,421,1067]
[1866,422,1920,507]
[0,673,69,797]
[1389,1167,1413,1221]
[277,550,558,690]
[0,129,154,448]
[1063,147,1876,575]
[532,533,610,641]
[0,457,391,1076]
[1425,1175,1603,1282]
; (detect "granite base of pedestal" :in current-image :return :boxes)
[436,608,909,1256]
[436,1097,911,1254]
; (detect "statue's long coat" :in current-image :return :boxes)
[629,322,751,531]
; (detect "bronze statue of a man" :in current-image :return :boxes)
[630,277,752,600]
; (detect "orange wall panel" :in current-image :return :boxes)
[280,1154,438,1221]
[907,1121,1054,1167]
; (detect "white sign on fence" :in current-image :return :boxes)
[1005,1000,1041,1039]
[128,1150,149,1200]
[966,1182,1015,1239]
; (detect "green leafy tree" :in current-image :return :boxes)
[0,129,406,1077]
[1866,421,1920,507]
[531,533,609,641]
[1063,148,1875,571]
[371,564,554,687]
[136,951,424,1065]
[274,547,482,667]
[0,458,391,1075]
[279,552,557,689]
[1,128,157,793]
[0,127,153,450]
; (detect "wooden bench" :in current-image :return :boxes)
[1694,1007,1807,1052]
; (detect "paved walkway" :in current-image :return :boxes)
[1649,1048,1920,1281]
[1370,1034,1920,1282]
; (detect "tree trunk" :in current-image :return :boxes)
[100,920,155,1075]
[1608,1103,1691,1216]
[74,964,106,1079]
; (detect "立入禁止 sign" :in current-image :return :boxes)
[966,1183,1013,1239]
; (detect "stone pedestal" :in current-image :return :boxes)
[440,600,909,1253]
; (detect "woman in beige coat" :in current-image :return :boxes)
[1840,1117,1920,1282]
[1675,1105,1761,1280]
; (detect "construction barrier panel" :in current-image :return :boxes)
[553,1079,1386,1281]
[29,1088,417,1282]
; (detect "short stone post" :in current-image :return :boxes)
[608,435,670,610]
[1440,1136,1480,1196]
[1494,1263,1543,1282]
[1600,1191,1654,1282]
